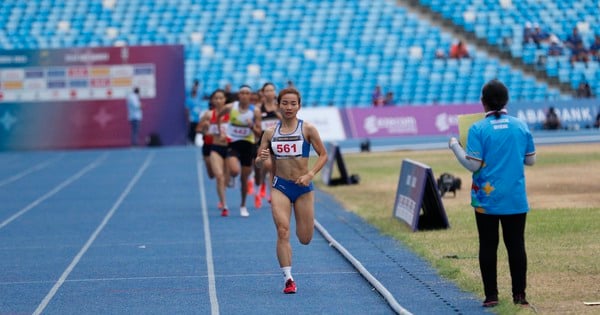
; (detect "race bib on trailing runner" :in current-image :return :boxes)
[228,101,256,143]
[230,125,252,137]
[207,124,220,135]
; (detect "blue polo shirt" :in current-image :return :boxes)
[466,111,536,215]
[186,94,202,123]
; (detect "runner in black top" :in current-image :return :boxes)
[253,82,281,208]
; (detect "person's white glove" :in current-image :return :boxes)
[448,137,460,149]
[194,133,204,147]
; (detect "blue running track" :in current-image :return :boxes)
[0,146,491,314]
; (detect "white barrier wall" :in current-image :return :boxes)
[298,107,347,141]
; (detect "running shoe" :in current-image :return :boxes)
[247,179,254,195]
[240,206,250,217]
[283,279,296,294]
[513,293,529,306]
[482,296,498,308]
[227,176,236,188]
[254,194,262,209]
[259,183,267,198]
[221,208,229,217]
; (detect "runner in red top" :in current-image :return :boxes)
[197,89,231,216]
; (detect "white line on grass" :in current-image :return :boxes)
[0,153,107,231]
[32,153,154,315]
[196,149,219,315]
[0,153,64,188]
[314,219,413,315]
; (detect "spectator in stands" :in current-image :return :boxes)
[570,42,590,64]
[449,40,470,59]
[575,82,593,98]
[548,36,564,56]
[531,23,551,47]
[522,22,535,44]
[372,85,384,106]
[564,27,583,52]
[594,109,600,128]
[588,34,600,61]
[543,106,561,130]
[384,91,396,106]
[126,86,143,146]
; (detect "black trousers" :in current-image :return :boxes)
[475,211,527,298]
[188,122,199,143]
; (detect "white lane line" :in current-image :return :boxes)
[32,153,154,315]
[196,149,219,315]
[0,271,359,286]
[0,154,64,188]
[0,153,107,231]
[314,219,413,315]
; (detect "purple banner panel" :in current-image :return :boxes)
[341,99,600,140]
[343,105,480,138]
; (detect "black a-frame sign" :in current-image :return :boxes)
[392,159,449,231]
[321,142,359,186]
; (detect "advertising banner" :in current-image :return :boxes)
[342,99,600,139]
[342,105,480,138]
[510,98,599,130]
[298,107,346,141]
[0,45,185,150]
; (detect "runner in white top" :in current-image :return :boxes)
[218,85,262,217]
[255,87,328,294]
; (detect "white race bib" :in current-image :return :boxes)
[230,125,252,137]
[272,139,303,157]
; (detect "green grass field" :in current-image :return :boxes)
[315,144,600,315]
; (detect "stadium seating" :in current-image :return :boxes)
[419,0,600,98]
[0,0,571,106]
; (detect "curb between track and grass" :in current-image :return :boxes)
[314,219,413,315]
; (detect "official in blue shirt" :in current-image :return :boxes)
[185,86,203,144]
[449,80,536,308]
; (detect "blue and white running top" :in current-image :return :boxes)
[465,110,536,215]
[271,119,311,159]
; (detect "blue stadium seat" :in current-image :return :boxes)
[421,0,600,99]
[0,0,575,106]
